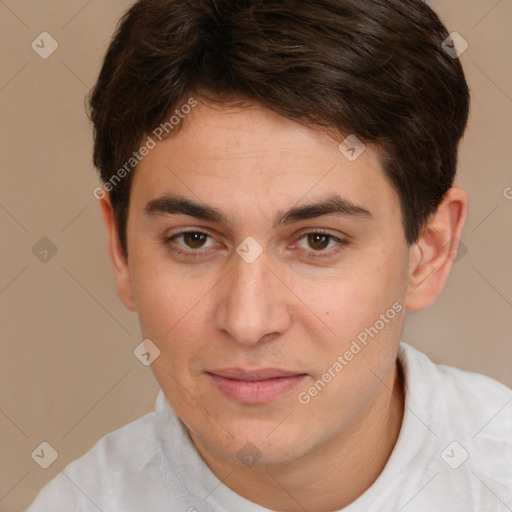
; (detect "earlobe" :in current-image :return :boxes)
[405,187,468,311]
[98,194,137,312]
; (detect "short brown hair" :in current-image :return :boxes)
[89,0,470,257]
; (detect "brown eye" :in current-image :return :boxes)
[164,231,218,255]
[307,233,330,251]
[295,231,348,259]
[182,232,208,249]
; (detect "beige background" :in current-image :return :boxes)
[1,1,511,510]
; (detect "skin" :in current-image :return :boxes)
[100,100,467,511]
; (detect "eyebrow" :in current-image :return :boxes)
[144,193,372,228]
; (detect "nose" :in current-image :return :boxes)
[214,248,292,346]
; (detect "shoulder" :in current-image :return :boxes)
[27,410,159,511]
[399,342,512,497]
[399,342,512,424]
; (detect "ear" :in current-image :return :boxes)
[98,193,137,312]
[405,187,468,311]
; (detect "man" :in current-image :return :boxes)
[28,0,512,510]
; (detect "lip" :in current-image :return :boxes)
[207,368,308,404]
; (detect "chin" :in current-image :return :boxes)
[206,421,316,467]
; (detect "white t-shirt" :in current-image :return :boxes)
[27,342,512,511]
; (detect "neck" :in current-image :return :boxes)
[192,360,404,511]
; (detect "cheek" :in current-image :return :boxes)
[316,266,399,332]
[307,250,407,359]
[132,271,172,335]
[129,255,194,341]
[130,256,217,376]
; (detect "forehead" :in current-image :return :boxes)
[130,101,400,230]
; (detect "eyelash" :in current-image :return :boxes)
[163,230,348,260]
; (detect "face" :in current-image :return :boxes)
[122,101,411,466]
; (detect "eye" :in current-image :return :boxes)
[164,230,219,256]
[295,231,348,258]
[163,229,348,260]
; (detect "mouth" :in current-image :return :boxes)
[207,368,308,404]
